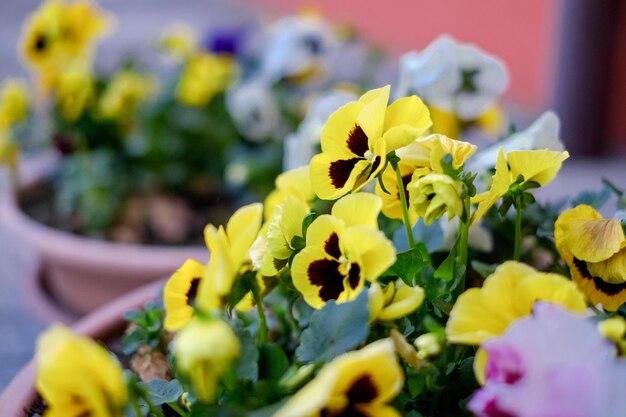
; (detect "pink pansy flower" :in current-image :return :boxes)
[469,303,626,417]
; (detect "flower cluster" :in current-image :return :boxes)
[31,18,626,417]
[4,1,382,245]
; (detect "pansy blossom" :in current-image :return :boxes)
[275,339,404,417]
[555,204,626,311]
[292,193,395,308]
[310,85,431,200]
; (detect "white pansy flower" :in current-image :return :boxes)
[226,78,283,142]
[283,89,357,171]
[469,111,565,173]
[395,35,509,120]
[259,15,338,84]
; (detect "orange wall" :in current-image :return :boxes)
[240,0,559,110]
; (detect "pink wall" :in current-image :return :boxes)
[241,0,559,110]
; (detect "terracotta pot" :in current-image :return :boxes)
[0,153,207,317]
[0,280,164,417]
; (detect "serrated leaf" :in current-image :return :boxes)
[571,186,612,210]
[470,260,498,279]
[434,242,456,282]
[295,291,369,364]
[123,309,145,323]
[140,379,183,405]
[385,248,428,285]
[259,344,290,380]
[121,329,147,355]
[236,329,259,382]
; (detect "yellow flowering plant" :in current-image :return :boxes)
[29,28,626,417]
[7,1,385,246]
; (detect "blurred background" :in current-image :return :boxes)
[0,0,624,390]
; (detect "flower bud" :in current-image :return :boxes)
[408,172,463,225]
[174,318,241,402]
[414,333,443,359]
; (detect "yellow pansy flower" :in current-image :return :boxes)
[446,261,587,345]
[310,85,432,200]
[369,280,425,322]
[472,148,569,223]
[408,172,464,225]
[275,339,403,417]
[99,70,157,122]
[196,203,263,312]
[36,324,127,417]
[174,318,240,402]
[555,204,626,311]
[157,24,197,61]
[375,134,476,224]
[264,165,315,220]
[163,259,206,331]
[292,193,396,308]
[0,78,29,129]
[21,0,113,71]
[54,63,93,121]
[177,52,237,106]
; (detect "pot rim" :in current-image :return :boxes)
[0,279,165,417]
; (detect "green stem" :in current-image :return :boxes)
[393,162,415,248]
[146,401,166,417]
[513,195,522,261]
[454,197,471,293]
[129,395,143,417]
[457,197,470,270]
[251,283,268,345]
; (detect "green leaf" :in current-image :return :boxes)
[295,291,369,364]
[302,212,317,239]
[236,329,259,382]
[140,379,183,405]
[248,399,290,417]
[434,242,456,282]
[385,248,429,284]
[123,309,145,324]
[471,261,498,279]
[121,329,147,355]
[259,344,290,380]
[571,186,612,210]
[290,236,305,251]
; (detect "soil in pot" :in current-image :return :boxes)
[18,180,240,246]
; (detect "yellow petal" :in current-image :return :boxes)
[382,95,432,152]
[226,203,263,268]
[475,105,506,136]
[368,282,385,323]
[471,148,510,224]
[332,339,404,405]
[292,246,349,309]
[197,226,235,312]
[341,226,396,281]
[377,283,425,321]
[356,85,390,142]
[163,258,206,331]
[555,204,625,263]
[332,192,382,229]
[512,272,587,316]
[507,149,569,186]
[588,248,626,284]
[305,214,345,253]
[320,101,366,158]
[429,106,460,138]
[310,152,370,200]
